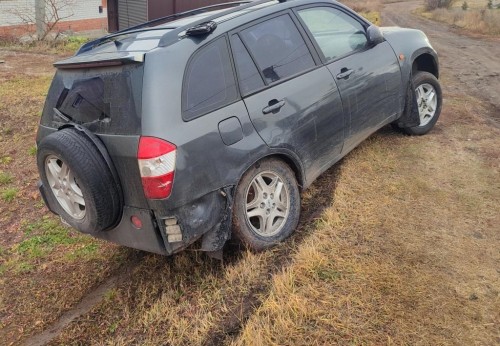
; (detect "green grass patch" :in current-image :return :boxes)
[28,146,37,156]
[1,187,18,202]
[0,171,13,185]
[14,262,34,274]
[0,35,91,55]
[65,243,100,260]
[18,218,77,259]
[62,36,90,52]
[0,156,13,165]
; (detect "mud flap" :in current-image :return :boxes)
[201,186,234,259]
[395,71,421,128]
[37,181,57,215]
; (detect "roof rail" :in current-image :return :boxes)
[158,0,279,47]
[77,1,257,54]
[77,0,283,54]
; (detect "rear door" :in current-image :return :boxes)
[296,5,402,151]
[231,12,345,179]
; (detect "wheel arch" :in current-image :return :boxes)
[412,53,439,79]
[236,152,306,192]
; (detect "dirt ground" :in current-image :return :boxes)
[0,1,498,345]
[383,0,500,123]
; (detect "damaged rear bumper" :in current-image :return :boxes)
[38,181,233,255]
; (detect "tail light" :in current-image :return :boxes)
[138,137,176,199]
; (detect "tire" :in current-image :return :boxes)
[401,71,442,135]
[37,128,122,233]
[232,158,300,251]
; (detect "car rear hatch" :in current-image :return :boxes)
[38,29,171,209]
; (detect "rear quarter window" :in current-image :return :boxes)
[182,36,238,121]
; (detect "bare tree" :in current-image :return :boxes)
[10,0,76,40]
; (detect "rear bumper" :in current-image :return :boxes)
[93,206,168,255]
[38,181,227,255]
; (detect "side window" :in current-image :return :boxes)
[230,34,265,95]
[297,7,368,62]
[183,37,238,121]
[239,14,315,84]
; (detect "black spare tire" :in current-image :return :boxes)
[37,128,122,233]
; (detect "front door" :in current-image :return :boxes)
[296,6,403,151]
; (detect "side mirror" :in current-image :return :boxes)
[367,25,384,46]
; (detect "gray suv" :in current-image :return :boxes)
[36,0,442,256]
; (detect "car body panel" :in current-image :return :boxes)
[326,41,403,153]
[243,66,345,184]
[381,26,439,82]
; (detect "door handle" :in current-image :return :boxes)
[262,99,286,114]
[336,68,354,80]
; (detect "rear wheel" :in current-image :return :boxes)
[232,158,300,251]
[401,71,442,135]
[37,128,122,233]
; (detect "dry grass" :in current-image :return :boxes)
[341,0,383,24]
[417,0,500,36]
[342,0,382,12]
[429,8,500,35]
[234,95,500,344]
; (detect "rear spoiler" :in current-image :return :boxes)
[54,52,144,69]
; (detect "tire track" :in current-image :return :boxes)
[21,254,144,346]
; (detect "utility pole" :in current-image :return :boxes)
[35,0,46,39]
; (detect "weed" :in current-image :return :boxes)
[0,171,13,185]
[108,321,119,334]
[28,146,37,156]
[65,243,99,260]
[104,289,117,302]
[15,262,34,274]
[316,267,343,282]
[1,187,18,202]
[0,156,13,165]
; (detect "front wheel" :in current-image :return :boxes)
[401,71,442,136]
[232,158,300,251]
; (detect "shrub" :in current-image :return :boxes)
[426,0,456,10]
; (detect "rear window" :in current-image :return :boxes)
[41,64,144,135]
[182,36,238,121]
